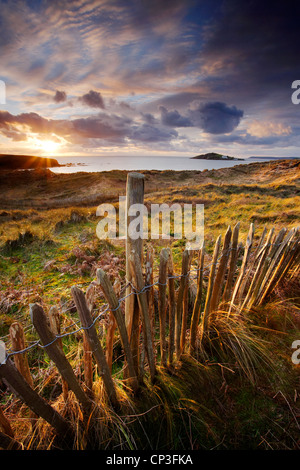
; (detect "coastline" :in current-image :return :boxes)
[0,158,298,210]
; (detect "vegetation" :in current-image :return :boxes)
[0,159,299,450]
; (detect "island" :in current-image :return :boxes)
[191,152,242,161]
[0,154,62,170]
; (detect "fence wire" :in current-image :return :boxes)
[0,237,296,365]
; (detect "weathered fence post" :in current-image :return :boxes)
[96,270,139,392]
[241,227,274,311]
[71,286,119,408]
[125,172,145,377]
[105,278,120,373]
[200,235,221,339]
[30,303,93,413]
[254,228,296,306]
[129,250,156,382]
[209,225,232,315]
[0,342,74,445]
[222,222,240,305]
[236,226,267,306]
[258,230,299,305]
[175,249,190,359]
[229,223,254,313]
[145,244,155,344]
[158,248,170,367]
[9,322,33,388]
[48,306,69,400]
[180,251,193,354]
[84,283,97,393]
[189,243,205,354]
[167,248,176,365]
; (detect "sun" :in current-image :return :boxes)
[29,136,62,155]
[39,139,60,154]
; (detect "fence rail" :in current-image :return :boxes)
[0,171,299,449]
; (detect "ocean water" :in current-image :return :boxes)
[51,155,276,174]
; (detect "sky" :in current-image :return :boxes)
[0,0,300,159]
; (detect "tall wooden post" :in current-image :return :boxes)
[125,172,145,377]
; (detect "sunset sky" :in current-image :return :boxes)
[0,0,299,159]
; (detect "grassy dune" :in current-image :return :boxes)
[0,159,299,450]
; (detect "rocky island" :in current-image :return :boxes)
[191,152,242,161]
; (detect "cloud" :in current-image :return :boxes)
[130,123,178,143]
[199,0,300,110]
[159,106,192,127]
[53,90,67,103]
[156,101,244,134]
[188,101,244,134]
[247,120,292,138]
[0,109,178,146]
[79,90,105,109]
[141,112,158,125]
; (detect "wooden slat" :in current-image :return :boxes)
[96,270,139,391]
[167,248,176,365]
[200,235,221,338]
[0,357,73,444]
[222,222,240,304]
[9,322,33,388]
[175,250,190,360]
[30,303,92,412]
[48,306,69,400]
[189,243,205,354]
[241,227,274,310]
[129,250,156,382]
[209,226,232,314]
[71,286,119,408]
[158,248,170,366]
[228,223,254,314]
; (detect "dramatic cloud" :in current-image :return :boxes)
[130,123,178,143]
[157,101,243,134]
[53,90,67,103]
[0,0,299,156]
[159,106,192,128]
[0,109,177,146]
[79,90,105,109]
[188,102,244,134]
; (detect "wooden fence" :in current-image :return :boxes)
[0,172,299,449]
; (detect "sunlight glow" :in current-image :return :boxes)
[29,136,62,155]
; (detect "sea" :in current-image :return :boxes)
[51,155,282,174]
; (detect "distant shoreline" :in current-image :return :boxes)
[0,154,62,170]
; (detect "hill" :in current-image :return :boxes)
[0,154,61,170]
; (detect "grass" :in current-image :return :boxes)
[0,159,299,450]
